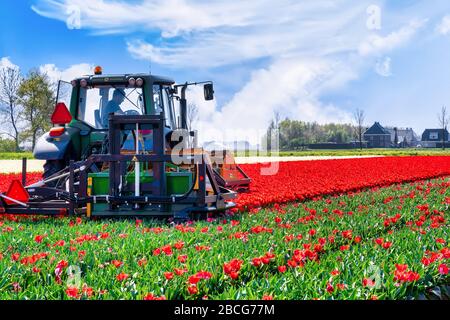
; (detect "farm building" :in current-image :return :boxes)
[421,128,450,148]
[363,122,391,148]
[384,127,419,147]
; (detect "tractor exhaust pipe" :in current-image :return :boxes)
[180,84,188,130]
[135,123,140,200]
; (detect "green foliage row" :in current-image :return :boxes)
[0,177,448,299]
[0,152,34,160]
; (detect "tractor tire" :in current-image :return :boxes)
[43,160,67,187]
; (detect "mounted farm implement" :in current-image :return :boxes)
[0,67,250,219]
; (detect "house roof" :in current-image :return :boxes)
[364,122,391,135]
[421,129,450,142]
[422,128,449,134]
[385,127,419,142]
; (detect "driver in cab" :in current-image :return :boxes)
[101,88,126,127]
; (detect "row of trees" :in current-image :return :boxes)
[265,110,366,150]
[277,120,357,149]
[0,66,55,151]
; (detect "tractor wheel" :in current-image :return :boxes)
[43,160,66,186]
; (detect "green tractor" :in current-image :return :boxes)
[0,66,250,219]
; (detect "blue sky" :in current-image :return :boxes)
[2,0,450,143]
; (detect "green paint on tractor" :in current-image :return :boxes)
[88,171,192,196]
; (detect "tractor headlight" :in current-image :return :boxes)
[80,79,88,88]
[128,77,136,87]
[136,78,144,87]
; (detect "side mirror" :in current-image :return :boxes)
[204,83,214,101]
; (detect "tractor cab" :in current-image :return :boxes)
[35,68,182,175]
[72,73,178,131]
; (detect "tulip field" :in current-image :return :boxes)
[0,156,449,300]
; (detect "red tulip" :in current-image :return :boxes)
[331,269,340,276]
[116,273,129,282]
[111,260,122,268]
[438,264,449,275]
[326,282,334,293]
[196,271,212,279]
[138,258,147,267]
[278,265,287,273]
[82,285,93,298]
[230,272,239,280]
[164,272,174,280]
[174,241,185,250]
[187,286,198,295]
[251,257,262,267]
[143,293,166,300]
[174,268,188,276]
[65,286,80,299]
[363,278,376,287]
[188,275,200,285]
[382,241,393,249]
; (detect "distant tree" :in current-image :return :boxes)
[437,106,450,150]
[18,70,55,150]
[353,108,365,150]
[0,136,18,152]
[0,66,22,151]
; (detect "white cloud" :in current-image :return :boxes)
[192,58,354,144]
[358,19,427,56]
[0,57,19,70]
[34,0,372,68]
[1,57,92,83]
[32,0,366,39]
[32,0,279,36]
[39,63,93,82]
[126,3,371,68]
[437,15,450,35]
[375,57,392,77]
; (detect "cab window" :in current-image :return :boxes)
[153,84,176,128]
[78,86,144,129]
